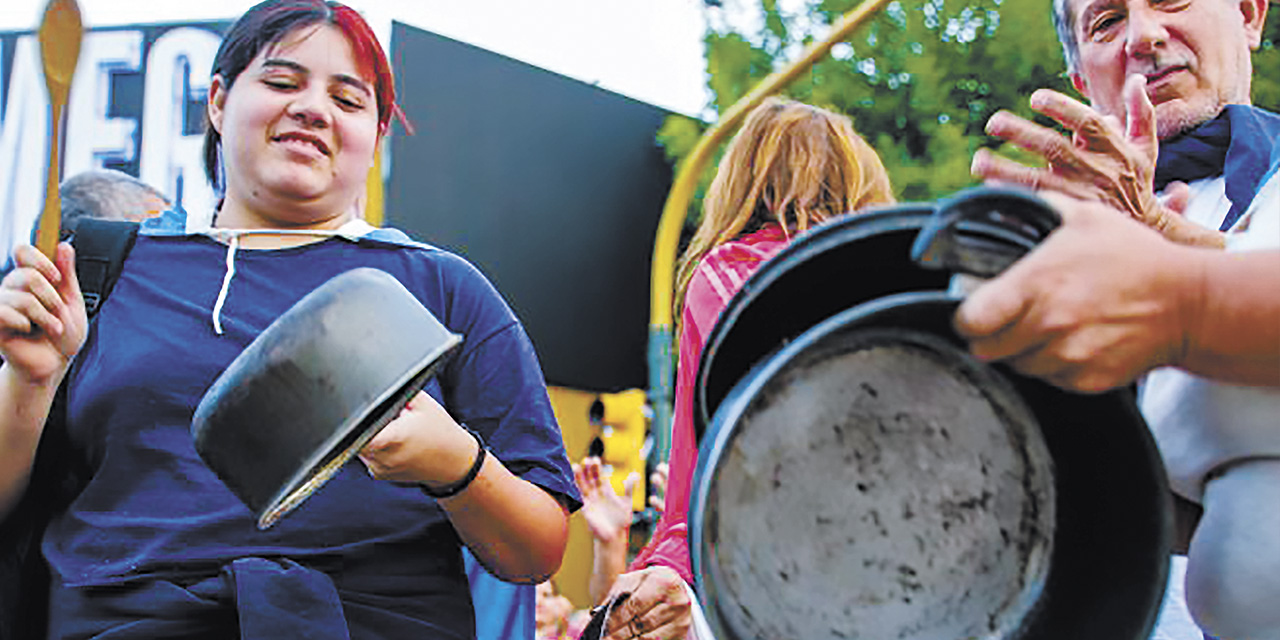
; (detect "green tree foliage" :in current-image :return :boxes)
[660,0,1280,229]
[1255,11,1280,111]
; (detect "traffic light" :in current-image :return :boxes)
[590,389,649,512]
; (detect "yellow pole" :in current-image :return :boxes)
[647,0,894,462]
[364,140,386,226]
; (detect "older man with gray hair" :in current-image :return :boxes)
[965,1,1279,639]
[0,170,171,277]
[57,169,171,239]
[975,0,1275,247]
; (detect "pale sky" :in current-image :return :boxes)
[0,0,712,117]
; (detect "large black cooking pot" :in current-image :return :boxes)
[694,202,949,441]
[689,188,1172,639]
[192,267,462,529]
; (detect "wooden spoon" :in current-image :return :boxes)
[35,0,83,258]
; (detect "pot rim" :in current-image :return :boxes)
[695,205,943,438]
[690,290,1170,639]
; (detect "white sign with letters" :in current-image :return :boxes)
[0,23,224,261]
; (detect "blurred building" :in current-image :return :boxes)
[1,20,671,393]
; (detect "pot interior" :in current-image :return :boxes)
[696,206,950,440]
[693,292,1170,640]
[697,322,1055,640]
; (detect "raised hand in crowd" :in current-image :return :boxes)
[574,456,637,605]
[973,75,1223,248]
[647,462,668,515]
[575,458,692,639]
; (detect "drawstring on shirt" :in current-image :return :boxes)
[211,234,239,335]
[199,219,378,335]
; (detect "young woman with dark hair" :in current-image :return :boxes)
[0,2,578,638]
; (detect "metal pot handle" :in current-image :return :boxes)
[910,186,1061,278]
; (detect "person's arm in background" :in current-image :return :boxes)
[954,192,1280,393]
[0,244,86,520]
[573,456,637,606]
[594,248,762,640]
[592,340,694,639]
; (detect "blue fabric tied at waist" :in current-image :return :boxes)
[230,557,350,639]
[51,557,352,639]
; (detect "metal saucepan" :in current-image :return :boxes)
[191,267,461,529]
[689,188,1171,639]
[694,203,952,443]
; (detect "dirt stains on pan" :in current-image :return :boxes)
[702,328,1054,640]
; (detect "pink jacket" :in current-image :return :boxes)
[630,224,791,583]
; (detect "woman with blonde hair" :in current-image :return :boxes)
[593,96,894,639]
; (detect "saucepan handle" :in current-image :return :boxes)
[910,186,1061,278]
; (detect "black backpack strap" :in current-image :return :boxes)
[0,219,140,640]
[70,219,140,317]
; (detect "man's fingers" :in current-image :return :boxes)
[984,111,1082,170]
[1029,88,1122,149]
[1005,346,1119,395]
[1122,74,1158,155]
[972,150,1090,197]
[1027,88,1095,129]
[954,274,1034,348]
[1032,89,1143,166]
[1159,214,1227,249]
